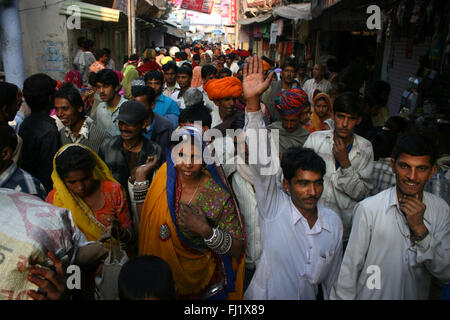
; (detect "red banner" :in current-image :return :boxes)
[230,0,236,25]
[180,0,215,14]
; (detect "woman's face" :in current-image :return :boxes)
[315,98,330,118]
[55,97,83,127]
[175,142,203,181]
[63,169,96,198]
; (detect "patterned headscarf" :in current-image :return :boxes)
[274,88,310,116]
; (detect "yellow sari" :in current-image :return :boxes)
[50,144,119,242]
[138,162,245,299]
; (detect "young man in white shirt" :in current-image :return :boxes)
[331,133,450,299]
[170,66,192,111]
[242,56,343,300]
[303,92,374,240]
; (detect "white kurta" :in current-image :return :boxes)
[331,187,450,300]
[243,110,343,300]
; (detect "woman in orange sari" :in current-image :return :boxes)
[138,126,245,300]
[310,92,334,131]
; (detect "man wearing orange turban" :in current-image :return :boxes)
[203,76,243,130]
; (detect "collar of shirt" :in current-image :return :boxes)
[0,162,18,187]
[324,130,361,162]
[64,117,93,142]
[386,186,432,226]
[290,200,331,235]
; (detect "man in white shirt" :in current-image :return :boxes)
[303,92,374,240]
[331,133,450,299]
[242,56,343,300]
[170,66,192,111]
[162,61,180,98]
[224,53,239,75]
[302,64,332,104]
[198,64,218,112]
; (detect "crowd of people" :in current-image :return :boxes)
[0,38,449,300]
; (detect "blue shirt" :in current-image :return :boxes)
[0,162,47,200]
[155,94,180,127]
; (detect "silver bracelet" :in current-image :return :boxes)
[213,231,232,255]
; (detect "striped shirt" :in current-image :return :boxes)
[60,117,111,154]
[0,162,46,200]
[371,157,396,196]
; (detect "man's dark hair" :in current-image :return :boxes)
[54,82,85,116]
[177,66,193,78]
[281,147,326,183]
[371,129,396,161]
[282,58,297,70]
[227,53,236,61]
[0,82,19,110]
[88,72,98,87]
[118,255,175,300]
[201,64,217,79]
[162,61,178,73]
[77,37,86,47]
[144,70,164,85]
[0,122,18,153]
[55,146,96,179]
[179,105,212,129]
[96,69,120,88]
[385,116,410,136]
[103,48,111,56]
[192,53,201,61]
[392,132,437,165]
[179,52,188,60]
[93,49,106,61]
[333,92,364,116]
[23,73,57,111]
[81,39,94,51]
[129,54,139,61]
[181,62,193,71]
[132,85,157,107]
[218,68,232,77]
[175,52,181,60]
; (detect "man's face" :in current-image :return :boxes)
[391,153,436,198]
[297,67,306,78]
[315,99,330,118]
[164,69,177,86]
[62,169,96,198]
[313,64,323,80]
[132,95,153,112]
[281,113,302,133]
[281,66,296,85]
[97,83,118,103]
[219,56,225,64]
[333,111,361,140]
[203,73,216,85]
[177,73,192,89]
[146,79,162,96]
[216,97,236,119]
[118,121,145,141]
[54,97,83,128]
[193,58,200,65]
[225,57,232,65]
[283,169,324,213]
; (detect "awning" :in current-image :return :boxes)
[236,14,273,25]
[273,3,312,22]
[59,0,121,23]
[165,25,186,38]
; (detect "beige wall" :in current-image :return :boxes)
[18,0,70,81]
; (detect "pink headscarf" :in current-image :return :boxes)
[114,70,124,82]
[190,66,203,88]
[64,70,83,89]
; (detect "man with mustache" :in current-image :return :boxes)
[241,56,343,299]
[304,92,374,242]
[98,101,162,195]
[331,133,450,299]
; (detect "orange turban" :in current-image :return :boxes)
[203,76,243,101]
[263,60,270,72]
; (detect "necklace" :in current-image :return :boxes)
[123,139,141,151]
[187,177,202,206]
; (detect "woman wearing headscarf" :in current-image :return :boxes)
[138,126,246,299]
[46,144,133,246]
[64,70,84,89]
[136,48,162,77]
[310,92,334,132]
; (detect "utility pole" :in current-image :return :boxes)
[0,0,26,88]
[128,0,136,56]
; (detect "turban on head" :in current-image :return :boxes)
[203,76,243,101]
[240,50,251,58]
[64,70,83,89]
[263,60,271,72]
[275,88,310,116]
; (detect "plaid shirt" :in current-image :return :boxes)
[0,162,47,200]
[371,157,396,196]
